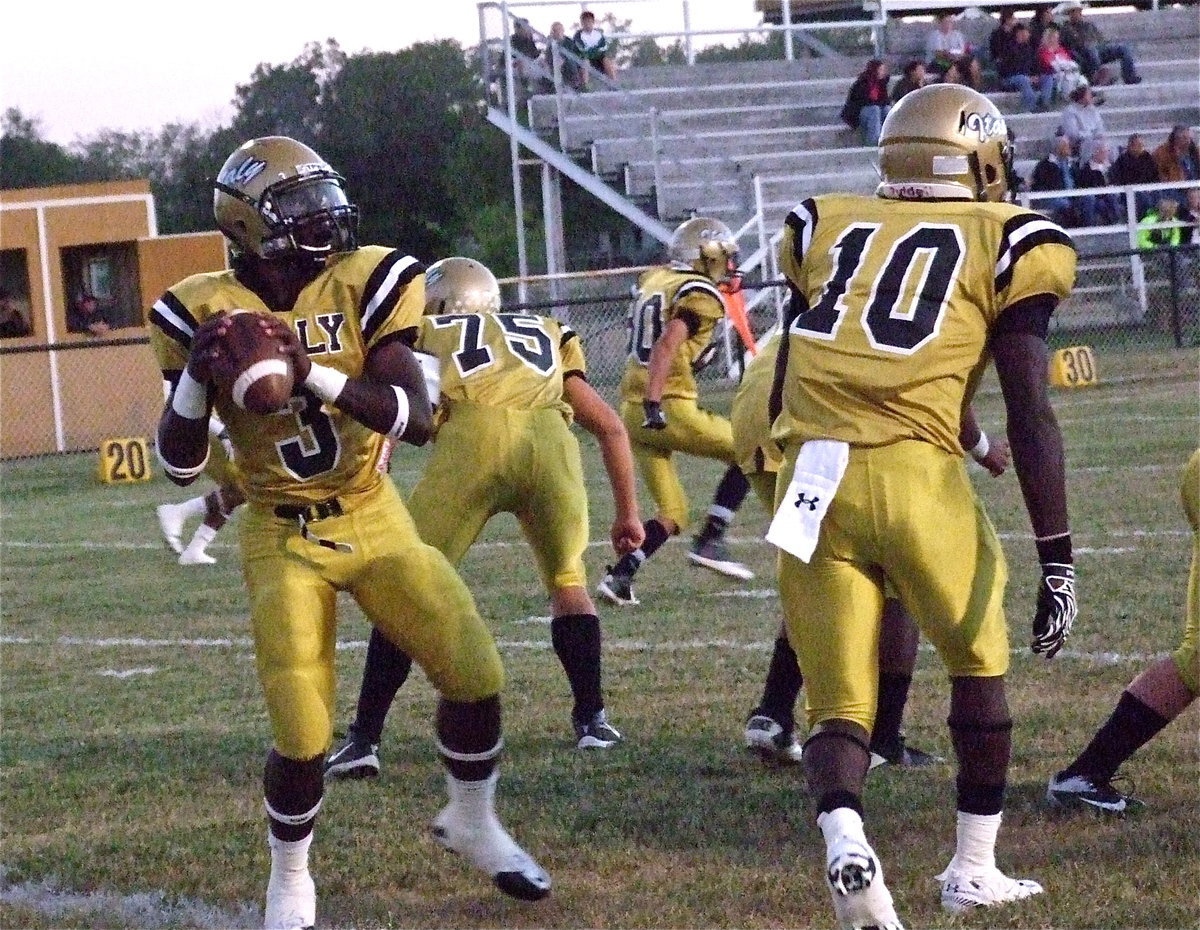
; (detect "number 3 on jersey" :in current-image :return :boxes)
[793,222,965,355]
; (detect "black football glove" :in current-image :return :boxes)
[1031,562,1076,658]
[642,399,667,430]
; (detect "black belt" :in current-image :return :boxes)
[273,498,351,552]
[273,498,344,522]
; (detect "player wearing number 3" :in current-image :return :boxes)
[150,137,550,929]
[767,85,1078,929]
[327,257,643,772]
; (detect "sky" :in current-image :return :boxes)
[4,1,761,147]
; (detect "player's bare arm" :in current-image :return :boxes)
[641,314,691,430]
[270,321,433,447]
[564,373,645,555]
[990,327,1068,537]
[156,313,229,485]
[991,308,1077,658]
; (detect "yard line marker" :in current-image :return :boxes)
[0,875,258,930]
[0,634,1168,664]
[97,667,158,678]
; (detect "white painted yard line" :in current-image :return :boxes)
[0,875,257,930]
[97,667,158,679]
[0,633,1167,664]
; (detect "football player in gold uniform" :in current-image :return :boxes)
[735,331,1005,766]
[155,411,245,565]
[768,86,1077,927]
[151,137,549,930]
[326,257,643,776]
[1048,447,1200,813]
[598,217,754,606]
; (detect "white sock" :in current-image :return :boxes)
[445,770,499,822]
[268,831,312,878]
[818,807,866,847]
[185,522,219,552]
[948,811,1001,873]
[180,496,207,519]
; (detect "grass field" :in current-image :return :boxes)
[2,346,1197,929]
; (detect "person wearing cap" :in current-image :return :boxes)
[1058,0,1142,85]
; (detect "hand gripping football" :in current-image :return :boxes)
[212,310,295,415]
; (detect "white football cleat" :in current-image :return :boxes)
[156,504,186,554]
[937,865,1043,913]
[825,836,905,930]
[179,547,217,566]
[264,867,315,930]
[432,803,551,901]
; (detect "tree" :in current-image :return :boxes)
[0,109,90,189]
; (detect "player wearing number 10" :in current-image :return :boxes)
[151,137,549,929]
[769,85,1079,928]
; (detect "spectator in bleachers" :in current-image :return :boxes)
[1030,6,1057,48]
[573,10,618,88]
[1153,126,1200,200]
[840,59,892,147]
[1039,24,1086,102]
[1057,0,1142,86]
[989,9,1019,67]
[1137,196,1183,250]
[890,59,928,103]
[509,18,546,96]
[1031,134,1081,227]
[1076,139,1121,226]
[997,22,1054,112]
[925,12,982,89]
[546,21,584,91]
[1110,133,1161,218]
[1059,85,1107,155]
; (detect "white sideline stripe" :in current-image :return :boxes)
[0,876,258,930]
[516,615,553,625]
[0,634,1167,664]
[4,524,1187,553]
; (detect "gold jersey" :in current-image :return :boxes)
[619,266,727,403]
[414,313,584,422]
[149,246,424,507]
[731,331,783,476]
[774,194,1076,454]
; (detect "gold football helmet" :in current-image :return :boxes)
[213,136,359,264]
[667,217,739,282]
[876,84,1014,203]
[424,257,501,315]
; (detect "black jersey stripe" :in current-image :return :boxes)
[149,292,198,351]
[674,279,724,304]
[784,198,819,268]
[361,253,424,343]
[995,214,1074,293]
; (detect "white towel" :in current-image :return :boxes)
[766,439,850,563]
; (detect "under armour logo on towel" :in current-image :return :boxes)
[794,492,820,511]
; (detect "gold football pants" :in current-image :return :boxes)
[239,479,504,761]
[776,440,1010,733]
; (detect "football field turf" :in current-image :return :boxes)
[1,347,1197,929]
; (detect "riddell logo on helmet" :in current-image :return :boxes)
[219,157,267,188]
[958,111,1007,142]
[294,161,329,175]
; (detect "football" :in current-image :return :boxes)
[212,310,295,415]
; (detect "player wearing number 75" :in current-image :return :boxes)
[767,85,1078,929]
[149,136,550,930]
[327,257,644,776]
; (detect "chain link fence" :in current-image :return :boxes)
[2,245,1196,460]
